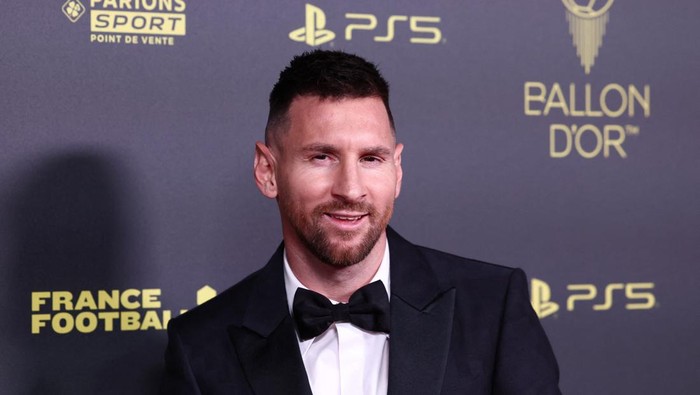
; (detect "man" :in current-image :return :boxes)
[161,50,561,394]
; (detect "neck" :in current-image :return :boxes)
[285,232,387,302]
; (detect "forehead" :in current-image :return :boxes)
[283,96,395,145]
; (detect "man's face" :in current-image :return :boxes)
[261,96,403,267]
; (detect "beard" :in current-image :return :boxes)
[280,198,393,267]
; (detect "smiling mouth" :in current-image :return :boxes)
[326,213,367,221]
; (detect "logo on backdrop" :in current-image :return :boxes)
[522,1,651,159]
[531,279,560,318]
[289,3,443,46]
[60,0,188,46]
[31,285,217,334]
[530,278,656,319]
[562,0,615,75]
[62,0,86,23]
[289,4,336,46]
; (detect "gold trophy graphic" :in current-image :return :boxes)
[562,0,615,74]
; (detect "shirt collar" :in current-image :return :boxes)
[283,239,391,316]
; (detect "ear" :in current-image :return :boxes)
[393,143,404,198]
[254,141,278,198]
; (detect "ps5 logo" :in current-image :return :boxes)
[531,278,656,319]
[289,3,442,46]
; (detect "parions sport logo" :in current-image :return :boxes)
[60,0,187,46]
[522,0,652,159]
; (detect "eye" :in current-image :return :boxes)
[361,156,383,164]
[309,154,336,165]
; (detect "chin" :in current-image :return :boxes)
[312,231,382,267]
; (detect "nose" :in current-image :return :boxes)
[331,161,366,202]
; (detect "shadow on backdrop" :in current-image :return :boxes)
[5,150,162,394]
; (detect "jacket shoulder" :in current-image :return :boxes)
[166,267,264,335]
[414,244,517,280]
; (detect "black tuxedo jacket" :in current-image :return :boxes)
[161,228,561,394]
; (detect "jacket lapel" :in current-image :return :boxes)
[227,245,313,395]
[387,228,456,395]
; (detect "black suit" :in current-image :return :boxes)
[161,228,561,394]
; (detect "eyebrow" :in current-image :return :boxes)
[362,146,393,157]
[300,144,338,154]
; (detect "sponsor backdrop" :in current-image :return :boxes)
[1,1,698,393]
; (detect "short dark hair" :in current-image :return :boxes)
[265,50,394,145]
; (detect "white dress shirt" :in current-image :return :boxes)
[284,241,391,395]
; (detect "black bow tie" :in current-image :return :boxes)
[292,280,390,341]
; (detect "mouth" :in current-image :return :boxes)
[325,213,368,222]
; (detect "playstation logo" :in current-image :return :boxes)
[531,278,560,319]
[562,0,615,74]
[289,3,336,46]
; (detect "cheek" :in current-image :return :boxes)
[368,173,399,202]
[279,171,330,203]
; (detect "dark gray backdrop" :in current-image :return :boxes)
[1,1,698,394]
